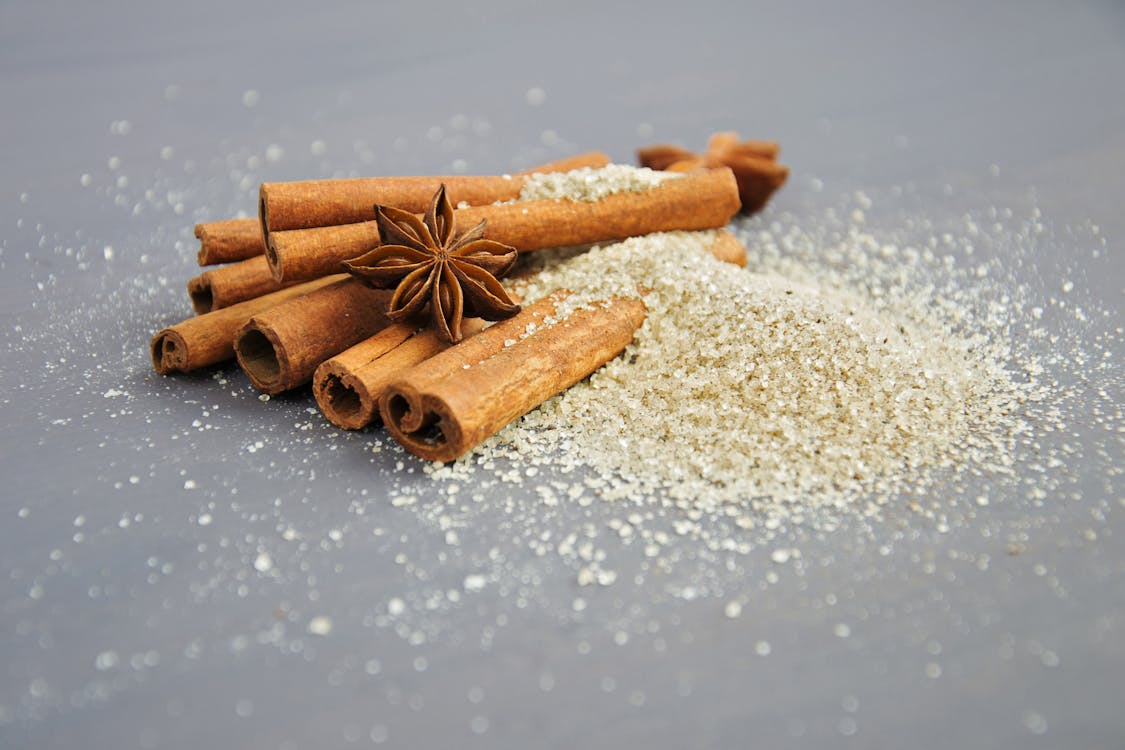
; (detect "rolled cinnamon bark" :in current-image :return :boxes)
[268,168,740,283]
[233,279,393,394]
[195,218,265,266]
[380,292,645,462]
[267,222,381,284]
[313,317,489,430]
[151,275,342,375]
[259,151,611,236]
[188,255,292,314]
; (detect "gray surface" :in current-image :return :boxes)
[1,1,1123,748]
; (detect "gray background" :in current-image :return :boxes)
[1,1,1123,748]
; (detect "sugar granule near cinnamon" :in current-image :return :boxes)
[518,164,680,203]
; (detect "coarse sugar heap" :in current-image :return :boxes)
[435,225,1035,519]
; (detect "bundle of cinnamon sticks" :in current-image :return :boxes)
[153,137,786,462]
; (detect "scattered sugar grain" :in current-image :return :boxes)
[307,616,333,636]
[252,552,272,573]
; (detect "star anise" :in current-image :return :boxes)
[637,131,789,214]
[342,185,520,343]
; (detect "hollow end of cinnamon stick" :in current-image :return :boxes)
[317,369,372,430]
[190,255,288,312]
[314,316,493,431]
[322,372,364,419]
[151,329,188,375]
[234,280,394,394]
[195,218,266,266]
[382,387,465,462]
[234,325,288,394]
[152,275,348,377]
[187,276,214,314]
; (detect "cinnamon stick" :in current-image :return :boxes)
[151,275,342,375]
[233,279,393,394]
[637,132,788,214]
[677,160,788,215]
[259,151,611,236]
[380,292,645,462]
[195,218,265,266]
[187,255,291,314]
[268,168,740,283]
[313,318,488,430]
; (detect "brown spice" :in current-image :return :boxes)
[343,185,520,343]
[187,255,292,314]
[151,275,342,375]
[233,279,392,394]
[313,318,489,430]
[638,131,788,213]
[194,218,265,266]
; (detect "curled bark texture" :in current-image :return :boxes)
[195,218,265,266]
[313,317,488,430]
[380,292,645,462]
[233,279,393,395]
[151,276,342,375]
[188,255,291,314]
[268,168,740,283]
